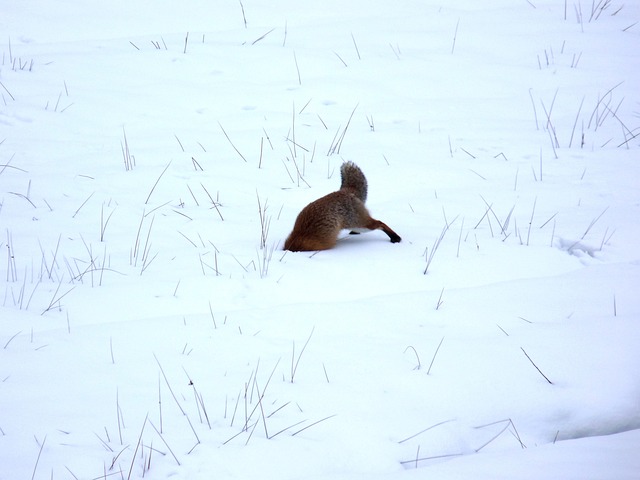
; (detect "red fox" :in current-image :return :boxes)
[284,161,401,251]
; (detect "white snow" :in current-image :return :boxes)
[1,1,639,479]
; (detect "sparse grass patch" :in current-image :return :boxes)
[424,217,457,274]
[4,39,34,73]
[530,84,638,153]
[327,104,358,156]
[256,192,270,250]
[256,243,277,278]
[130,211,158,275]
[121,128,135,171]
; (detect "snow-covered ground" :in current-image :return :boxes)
[2,1,639,478]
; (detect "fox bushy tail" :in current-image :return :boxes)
[340,161,367,202]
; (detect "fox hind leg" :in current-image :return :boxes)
[365,219,402,243]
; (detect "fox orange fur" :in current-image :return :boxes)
[284,162,401,251]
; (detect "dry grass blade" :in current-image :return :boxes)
[30,435,47,480]
[148,421,180,466]
[127,415,148,480]
[183,32,189,54]
[474,418,526,451]
[400,452,463,466]
[41,279,76,315]
[145,162,172,205]
[252,28,275,45]
[101,204,116,241]
[293,51,302,85]
[291,327,315,383]
[0,80,16,101]
[568,96,585,148]
[291,415,337,436]
[521,347,553,384]
[154,354,186,415]
[474,420,511,452]
[526,197,537,246]
[219,123,247,162]
[403,345,421,370]
[451,18,460,54]
[398,419,455,444]
[73,192,95,218]
[8,191,37,208]
[351,32,361,60]
[581,206,609,239]
[3,330,23,349]
[269,419,307,439]
[239,0,247,28]
[201,183,224,221]
[427,336,445,375]
[254,380,269,439]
